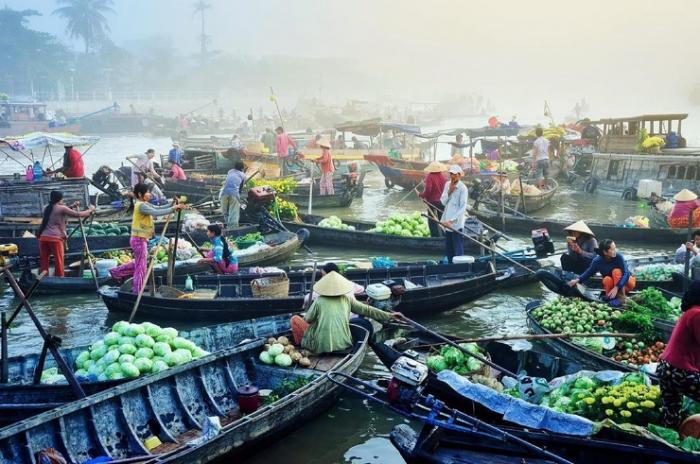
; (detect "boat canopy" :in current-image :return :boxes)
[335,118,421,136]
[0,132,100,151]
[596,113,688,124]
[463,127,520,138]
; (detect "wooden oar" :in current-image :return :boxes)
[302,261,318,311]
[426,198,515,242]
[412,331,641,350]
[128,214,174,323]
[683,207,696,291]
[76,208,100,291]
[422,213,536,276]
[127,158,165,189]
[167,204,184,286]
[399,315,518,378]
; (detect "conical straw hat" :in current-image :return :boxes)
[424,161,447,173]
[313,271,354,296]
[318,136,332,149]
[674,189,698,201]
[564,220,595,237]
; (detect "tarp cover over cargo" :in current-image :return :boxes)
[335,118,421,137]
[0,132,100,151]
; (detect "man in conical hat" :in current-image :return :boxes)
[290,272,401,354]
[561,220,598,274]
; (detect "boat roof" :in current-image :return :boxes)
[593,150,700,161]
[595,114,688,124]
[335,118,421,136]
[0,132,100,150]
[0,101,48,107]
[463,127,520,137]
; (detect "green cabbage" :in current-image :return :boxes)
[118,336,136,346]
[103,349,121,364]
[83,359,96,370]
[259,351,273,364]
[274,353,292,367]
[87,363,104,376]
[118,343,137,355]
[426,355,448,373]
[173,349,193,364]
[153,342,172,357]
[458,343,481,355]
[75,351,90,369]
[108,371,125,380]
[97,373,108,382]
[124,324,145,337]
[105,362,122,376]
[191,347,209,359]
[90,345,108,361]
[112,320,129,335]
[74,369,88,377]
[118,354,135,364]
[90,340,105,352]
[163,352,179,366]
[155,335,172,344]
[135,334,155,348]
[103,332,121,346]
[573,377,596,390]
[151,360,169,373]
[134,357,153,374]
[141,322,162,338]
[440,346,464,368]
[162,327,178,339]
[120,362,140,378]
[465,357,483,372]
[135,347,154,359]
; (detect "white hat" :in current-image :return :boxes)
[564,220,595,237]
[448,165,464,175]
[172,142,180,147]
[674,189,698,202]
[318,136,332,149]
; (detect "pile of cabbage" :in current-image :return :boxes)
[426,343,485,375]
[317,215,356,231]
[632,263,682,281]
[259,336,311,368]
[73,321,210,381]
[368,212,430,237]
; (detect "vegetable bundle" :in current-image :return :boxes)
[317,215,356,231]
[68,222,129,237]
[258,336,311,368]
[632,264,682,281]
[73,321,209,381]
[632,287,682,322]
[426,343,485,376]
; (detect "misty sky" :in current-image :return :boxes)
[7,0,700,115]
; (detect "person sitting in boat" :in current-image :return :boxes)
[419,162,448,238]
[351,136,368,150]
[199,224,238,274]
[290,271,401,354]
[305,263,365,304]
[136,172,165,202]
[487,172,511,195]
[656,280,700,429]
[674,229,700,267]
[167,143,187,181]
[568,239,636,303]
[668,189,700,229]
[37,190,95,278]
[129,183,187,294]
[440,165,468,264]
[46,145,85,178]
[305,133,322,149]
[560,221,598,274]
[313,137,335,196]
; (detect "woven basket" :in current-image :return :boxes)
[251,274,290,298]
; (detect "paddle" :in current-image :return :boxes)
[128,213,174,323]
[423,198,515,243]
[683,207,696,291]
[411,331,641,350]
[422,213,537,276]
[398,314,518,378]
[75,206,100,291]
[392,180,424,208]
[303,261,318,311]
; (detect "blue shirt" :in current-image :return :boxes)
[168,148,182,165]
[221,169,246,198]
[578,253,631,288]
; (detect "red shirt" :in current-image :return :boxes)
[660,306,700,372]
[318,148,334,174]
[65,149,84,177]
[419,172,446,203]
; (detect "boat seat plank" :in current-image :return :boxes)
[147,381,194,437]
[307,354,344,372]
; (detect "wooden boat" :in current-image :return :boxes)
[526,301,659,379]
[0,321,369,462]
[482,178,558,214]
[100,261,502,322]
[472,208,688,246]
[0,314,292,426]
[282,213,488,254]
[363,154,428,189]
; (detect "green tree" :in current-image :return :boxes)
[53,0,114,54]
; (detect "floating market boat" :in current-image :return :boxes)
[480,178,559,214]
[282,213,489,254]
[100,260,504,322]
[0,314,292,426]
[472,208,688,246]
[0,319,369,462]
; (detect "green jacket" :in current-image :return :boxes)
[301,295,393,354]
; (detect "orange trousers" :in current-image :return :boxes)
[290,315,310,345]
[38,237,65,277]
[602,268,636,294]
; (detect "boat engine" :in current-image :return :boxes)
[0,244,19,268]
[387,356,429,410]
[365,282,403,311]
[241,186,277,227]
[531,228,554,258]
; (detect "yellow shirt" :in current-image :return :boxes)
[131,201,154,239]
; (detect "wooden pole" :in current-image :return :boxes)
[1,312,7,383]
[412,331,641,349]
[684,207,696,291]
[167,208,183,286]
[128,214,174,323]
[76,209,100,291]
[307,167,314,215]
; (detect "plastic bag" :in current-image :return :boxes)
[517,374,550,404]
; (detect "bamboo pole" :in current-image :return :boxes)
[412,331,641,349]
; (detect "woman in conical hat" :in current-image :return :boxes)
[419,162,448,237]
[290,272,401,354]
[668,189,700,229]
[560,220,598,274]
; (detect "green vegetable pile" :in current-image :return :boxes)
[68,222,129,237]
[648,424,700,452]
[426,343,485,376]
[234,232,264,248]
[632,287,682,322]
[616,300,657,344]
[632,263,682,281]
[262,376,314,406]
[531,298,615,334]
[317,215,356,231]
[258,336,311,368]
[368,212,430,237]
[74,321,209,381]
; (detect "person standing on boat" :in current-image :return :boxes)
[275,126,297,158]
[220,161,246,228]
[667,189,700,229]
[440,165,468,263]
[47,145,85,178]
[37,190,95,277]
[290,271,401,354]
[532,127,550,189]
[127,149,162,187]
[167,143,187,180]
[261,128,276,152]
[198,224,238,274]
[568,239,636,303]
[656,280,700,429]
[351,136,368,150]
[450,133,465,157]
[130,183,186,294]
[314,137,335,196]
[560,220,598,274]
[419,161,447,238]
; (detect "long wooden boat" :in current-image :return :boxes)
[482,178,558,214]
[282,213,488,254]
[0,321,369,462]
[363,154,429,189]
[472,208,688,246]
[526,301,659,379]
[100,261,503,322]
[0,314,292,426]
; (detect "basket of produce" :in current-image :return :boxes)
[251,274,290,298]
[234,232,264,249]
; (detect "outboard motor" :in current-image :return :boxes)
[241,186,277,226]
[92,166,123,199]
[531,228,554,258]
[386,356,429,409]
[366,283,401,311]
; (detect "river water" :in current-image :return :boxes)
[0,132,676,463]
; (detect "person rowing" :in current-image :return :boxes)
[567,239,636,303]
[560,220,598,274]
